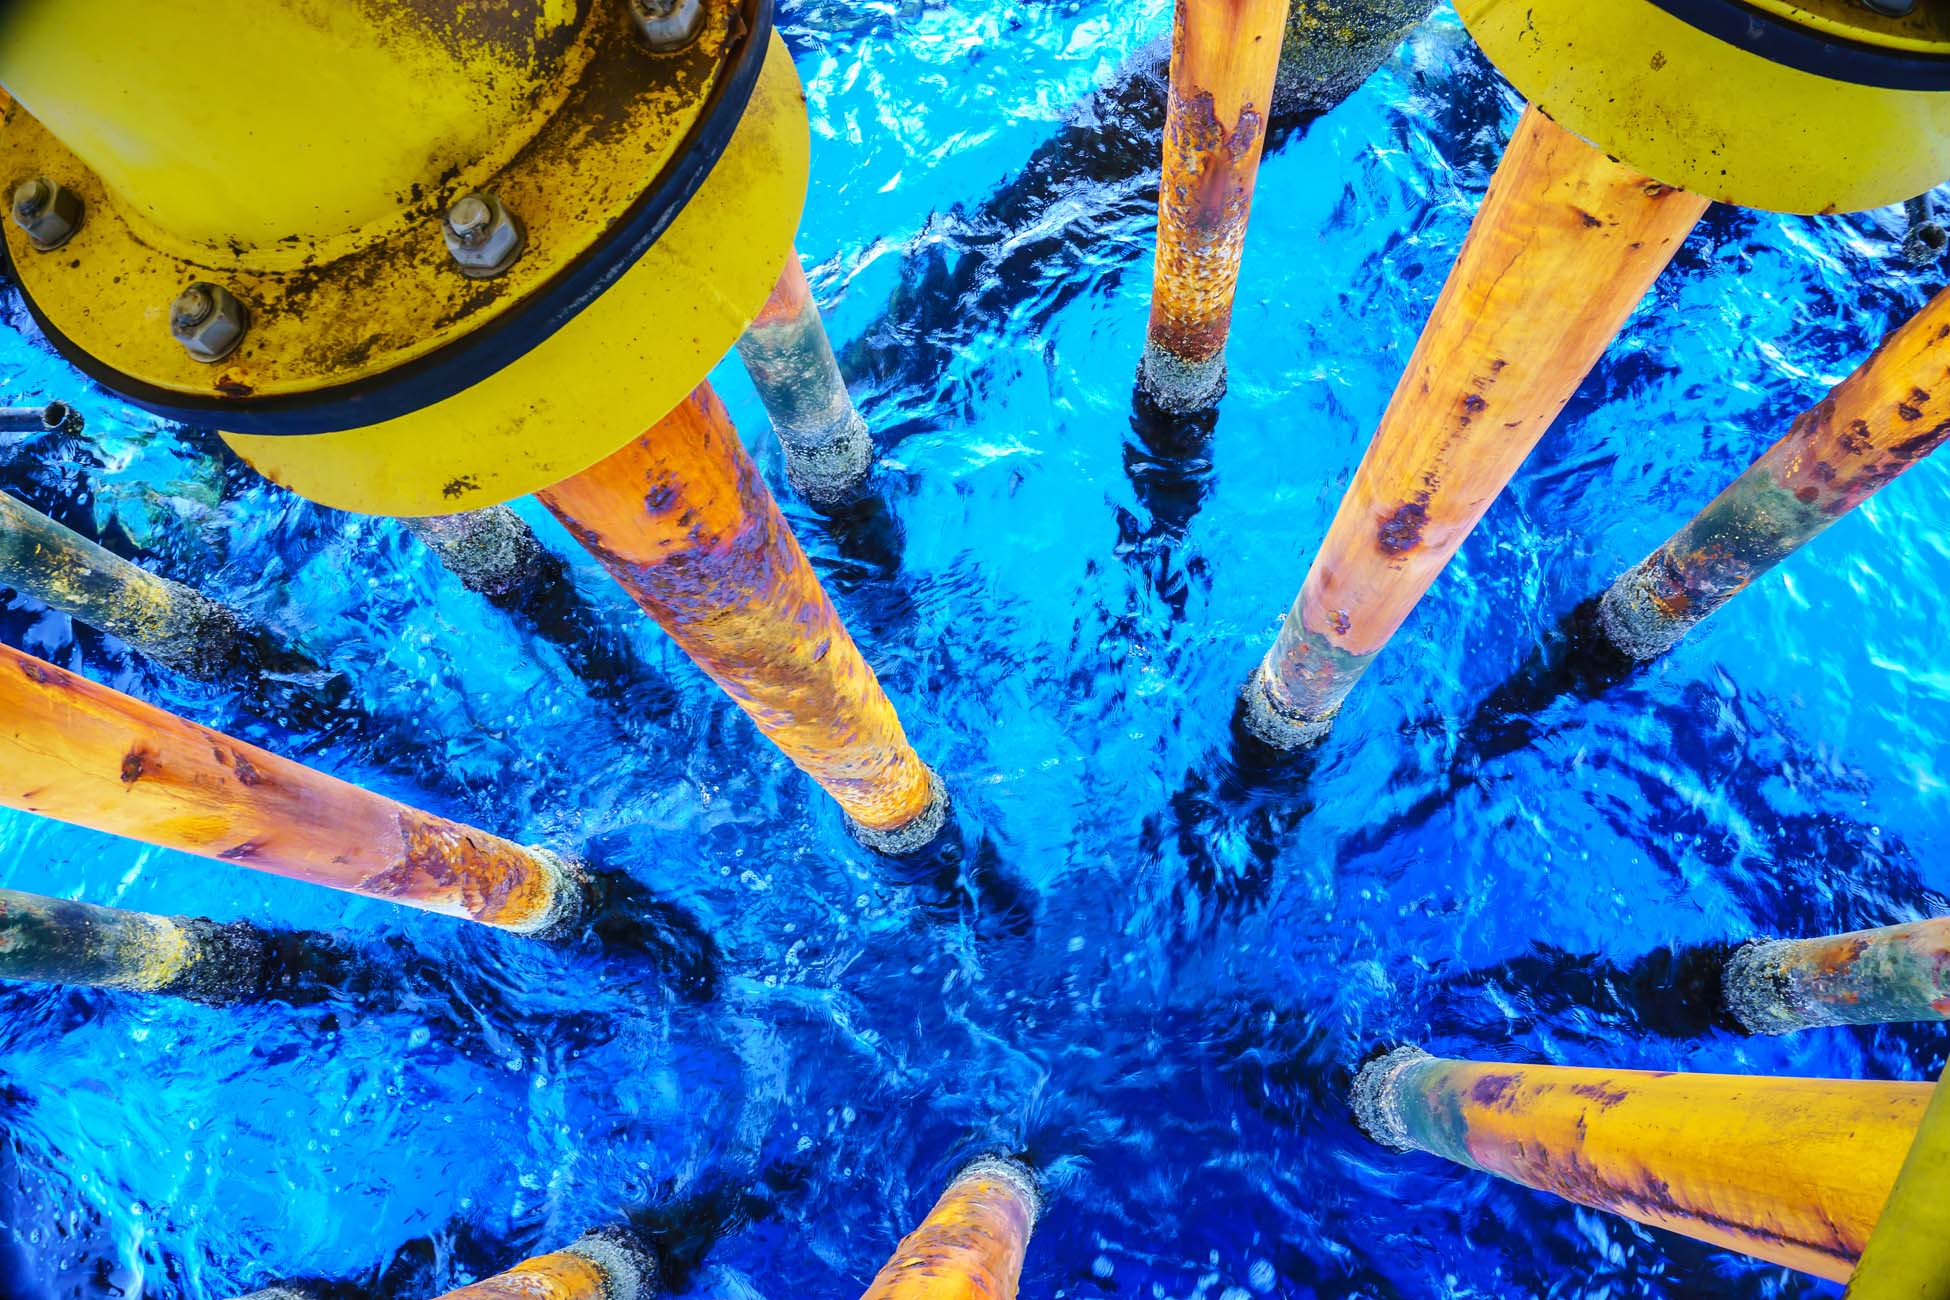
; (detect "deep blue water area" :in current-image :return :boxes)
[2,4,1947,1299]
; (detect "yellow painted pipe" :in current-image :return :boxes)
[859,1157,1041,1300]
[1845,1063,1950,1299]
[1724,917,1950,1035]
[0,885,270,1005]
[1353,1048,1930,1282]
[1240,105,1707,748]
[0,643,585,934]
[431,1229,656,1300]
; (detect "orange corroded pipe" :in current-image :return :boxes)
[734,251,874,510]
[1723,917,1950,1035]
[1599,284,1950,660]
[859,1157,1041,1300]
[1352,1047,1930,1283]
[1140,0,1292,412]
[1241,106,1709,748]
[432,1229,657,1300]
[0,643,585,933]
[538,382,947,853]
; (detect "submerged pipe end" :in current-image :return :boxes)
[847,768,953,857]
[1720,937,1822,1036]
[1350,1044,1432,1152]
[1596,558,1690,662]
[954,1154,1044,1229]
[1137,342,1227,415]
[781,407,875,513]
[1237,663,1335,751]
[568,1226,660,1300]
[507,849,596,941]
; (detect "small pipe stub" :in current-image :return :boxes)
[9,174,82,250]
[1903,193,1947,266]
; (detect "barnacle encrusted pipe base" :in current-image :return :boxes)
[403,506,568,607]
[1350,1047,1931,1282]
[538,382,943,844]
[735,253,874,510]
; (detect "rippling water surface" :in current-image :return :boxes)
[2,5,1947,1299]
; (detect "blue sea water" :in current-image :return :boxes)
[1,3,1947,1299]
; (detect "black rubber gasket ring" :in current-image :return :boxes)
[2,0,773,436]
[1643,0,1950,90]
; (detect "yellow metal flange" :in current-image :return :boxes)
[1455,0,1950,214]
[0,0,808,515]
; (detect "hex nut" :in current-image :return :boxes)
[170,283,249,364]
[10,176,84,251]
[442,192,524,278]
[629,0,705,51]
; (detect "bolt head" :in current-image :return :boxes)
[629,0,705,51]
[169,282,248,364]
[9,176,83,251]
[441,192,524,278]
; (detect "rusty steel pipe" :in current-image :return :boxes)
[1723,917,1950,1035]
[1353,1047,1931,1283]
[1844,1062,1950,1299]
[859,1157,1041,1300]
[431,1228,656,1300]
[0,885,273,1005]
[538,382,947,851]
[1241,106,1708,748]
[0,401,78,434]
[0,643,586,933]
[1139,0,1291,412]
[1599,285,1950,660]
[735,252,874,510]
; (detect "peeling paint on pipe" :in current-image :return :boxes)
[0,643,586,934]
[1139,0,1290,412]
[1599,285,1950,661]
[858,1157,1041,1300]
[1352,1047,1929,1283]
[0,885,271,1005]
[538,382,946,847]
[433,1228,657,1300]
[1723,917,1950,1035]
[735,252,874,510]
[1241,106,1707,748]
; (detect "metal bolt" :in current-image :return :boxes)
[628,0,705,51]
[9,176,83,251]
[169,282,249,364]
[441,192,524,278]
